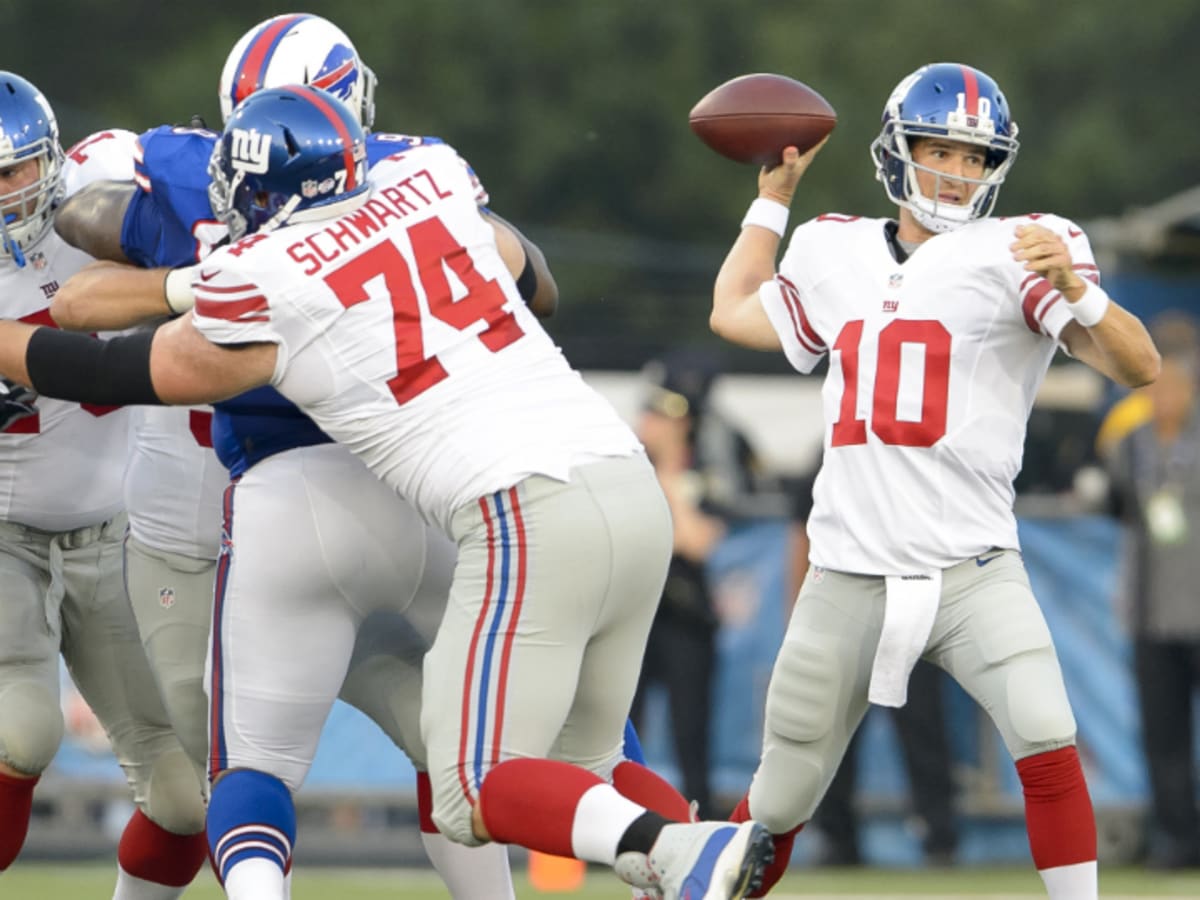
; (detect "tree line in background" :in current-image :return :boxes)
[4,0,1197,368]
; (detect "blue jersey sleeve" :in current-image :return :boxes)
[121,126,223,268]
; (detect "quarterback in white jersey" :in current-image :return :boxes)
[0,72,210,897]
[0,86,776,900]
[709,63,1159,900]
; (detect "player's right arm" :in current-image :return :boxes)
[711,140,826,349]
[54,180,135,263]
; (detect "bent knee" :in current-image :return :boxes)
[749,749,826,833]
[0,683,64,775]
[141,747,207,834]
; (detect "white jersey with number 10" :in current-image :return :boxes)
[760,213,1095,575]
[192,142,640,530]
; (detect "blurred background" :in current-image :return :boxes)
[7,0,1200,883]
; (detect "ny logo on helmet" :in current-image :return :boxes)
[229,128,271,174]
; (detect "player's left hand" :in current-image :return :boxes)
[1010,223,1086,301]
[0,377,38,432]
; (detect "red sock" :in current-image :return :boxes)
[118,809,209,888]
[478,759,605,857]
[731,794,804,898]
[1016,746,1096,870]
[416,770,437,834]
[611,761,692,822]
[0,770,37,870]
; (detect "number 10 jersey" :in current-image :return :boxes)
[760,212,1095,575]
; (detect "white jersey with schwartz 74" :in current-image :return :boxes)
[192,142,640,529]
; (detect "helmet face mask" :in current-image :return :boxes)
[869,62,1019,233]
[210,85,369,242]
[0,72,64,265]
[218,13,377,130]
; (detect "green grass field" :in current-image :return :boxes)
[5,863,1200,898]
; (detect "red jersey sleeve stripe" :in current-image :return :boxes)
[1021,277,1055,334]
[776,275,825,355]
[195,293,270,323]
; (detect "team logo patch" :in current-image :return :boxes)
[229,127,271,174]
[311,45,359,102]
[882,299,899,313]
[159,587,176,609]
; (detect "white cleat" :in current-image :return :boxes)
[647,820,774,900]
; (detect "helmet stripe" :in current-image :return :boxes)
[282,85,360,190]
[231,13,312,109]
[959,65,979,116]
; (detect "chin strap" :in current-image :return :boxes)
[1,213,27,268]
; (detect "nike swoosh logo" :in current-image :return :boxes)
[199,269,219,282]
[1067,227,1082,238]
[976,553,1003,567]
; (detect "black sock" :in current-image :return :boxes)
[617,811,672,856]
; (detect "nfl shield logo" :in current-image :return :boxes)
[159,587,176,610]
[888,273,903,288]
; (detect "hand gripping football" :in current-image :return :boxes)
[689,73,837,166]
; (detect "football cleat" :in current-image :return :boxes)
[647,821,774,900]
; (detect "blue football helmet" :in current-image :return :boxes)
[218,13,376,131]
[208,85,369,241]
[0,71,64,266]
[870,63,1019,233]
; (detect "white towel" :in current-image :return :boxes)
[868,571,942,707]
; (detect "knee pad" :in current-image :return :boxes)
[141,746,207,835]
[0,682,64,775]
[764,639,839,744]
[971,602,1076,750]
[1003,648,1077,750]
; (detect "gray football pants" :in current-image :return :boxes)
[748,549,1078,834]
[0,515,205,835]
[423,454,673,845]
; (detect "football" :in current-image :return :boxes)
[688,73,837,166]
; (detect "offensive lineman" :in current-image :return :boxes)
[709,63,1159,898]
[53,16,699,899]
[50,14,523,898]
[0,84,773,900]
[0,72,209,897]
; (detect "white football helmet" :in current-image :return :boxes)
[0,71,64,266]
[218,13,377,130]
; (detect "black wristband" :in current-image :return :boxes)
[26,327,162,406]
[515,253,538,303]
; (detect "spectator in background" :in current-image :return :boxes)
[787,463,959,866]
[632,350,778,819]
[1105,310,1200,870]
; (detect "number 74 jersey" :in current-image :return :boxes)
[191,142,639,531]
[760,213,1095,575]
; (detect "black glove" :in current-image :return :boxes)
[0,378,38,431]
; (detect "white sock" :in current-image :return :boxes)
[570,783,647,865]
[421,830,516,899]
[223,857,287,900]
[1039,860,1098,899]
[283,868,293,900]
[111,867,185,900]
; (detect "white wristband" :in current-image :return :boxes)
[1066,279,1110,328]
[163,265,198,315]
[740,198,789,238]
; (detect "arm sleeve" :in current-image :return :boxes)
[758,274,827,374]
[1018,216,1100,341]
